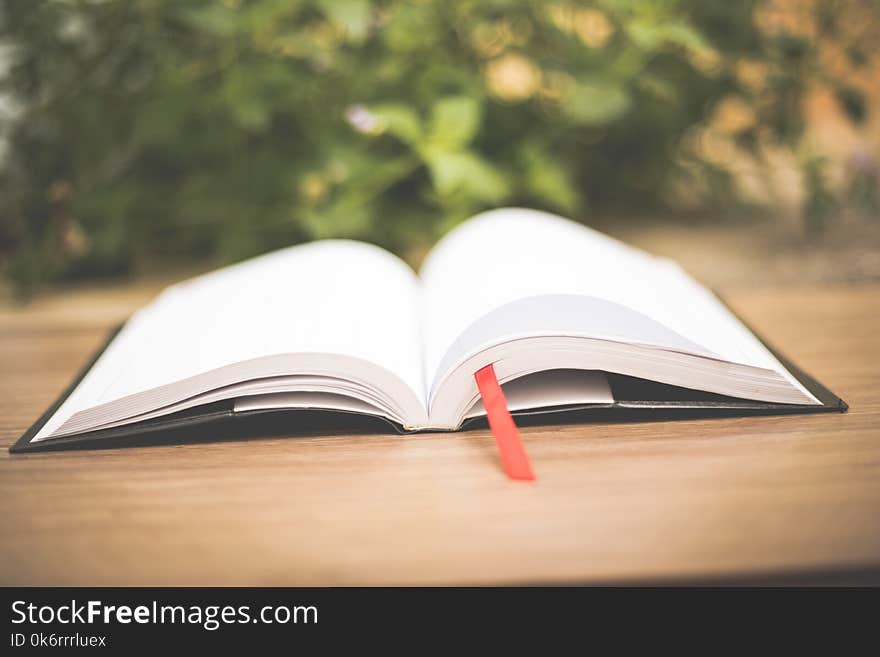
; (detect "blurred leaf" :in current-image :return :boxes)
[303,202,372,239]
[317,0,372,43]
[370,103,423,145]
[626,18,710,55]
[382,3,439,52]
[426,151,509,202]
[521,144,579,213]
[562,80,631,125]
[427,96,482,150]
[181,4,240,38]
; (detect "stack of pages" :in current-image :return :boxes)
[13,208,845,453]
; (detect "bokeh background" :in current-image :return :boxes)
[1,0,878,296]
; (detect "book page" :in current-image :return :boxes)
[419,208,800,395]
[34,240,425,440]
[464,369,613,419]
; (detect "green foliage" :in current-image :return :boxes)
[0,0,831,290]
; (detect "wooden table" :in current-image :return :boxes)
[1,283,878,585]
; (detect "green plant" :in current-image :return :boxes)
[0,0,858,292]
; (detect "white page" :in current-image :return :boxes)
[420,208,805,395]
[464,369,613,419]
[235,391,387,417]
[34,240,425,440]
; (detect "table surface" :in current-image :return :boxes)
[1,282,878,585]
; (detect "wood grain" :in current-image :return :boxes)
[1,283,878,585]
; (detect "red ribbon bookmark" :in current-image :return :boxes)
[474,364,536,481]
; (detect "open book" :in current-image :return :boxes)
[13,208,845,453]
